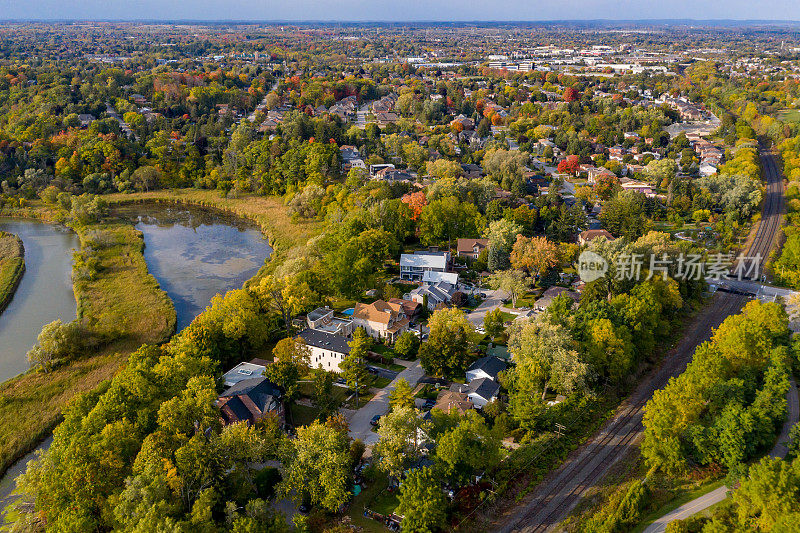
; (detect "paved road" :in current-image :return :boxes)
[643,377,799,533]
[466,289,509,327]
[494,147,785,533]
[348,360,425,446]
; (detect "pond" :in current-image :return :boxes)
[114,204,273,330]
[1,205,273,524]
[0,219,79,384]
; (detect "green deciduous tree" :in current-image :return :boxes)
[396,466,447,533]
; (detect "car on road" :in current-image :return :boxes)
[480,292,487,298]
[367,366,379,374]
[335,377,347,385]
[370,414,382,427]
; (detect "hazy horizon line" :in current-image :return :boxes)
[1,18,800,25]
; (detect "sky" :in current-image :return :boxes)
[1,0,800,22]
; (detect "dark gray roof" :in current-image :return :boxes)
[468,377,500,401]
[467,356,507,379]
[298,328,351,354]
[221,376,282,400]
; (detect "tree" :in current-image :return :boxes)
[419,196,485,249]
[396,466,447,533]
[311,368,340,419]
[557,155,580,175]
[418,308,473,377]
[341,328,371,406]
[131,165,163,192]
[394,331,420,360]
[254,275,318,334]
[563,86,579,102]
[487,269,530,308]
[266,337,311,403]
[510,235,559,278]
[373,406,428,480]
[504,317,588,428]
[435,410,501,484]
[484,308,505,338]
[278,421,352,512]
[389,378,416,410]
[27,320,79,373]
[583,318,634,384]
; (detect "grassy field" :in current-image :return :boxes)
[0,219,176,476]
[778,108,800,124]
[0,231,24,314]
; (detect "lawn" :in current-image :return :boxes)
[778,108,800,124]
[288,403,321,427]
[348,472,393,533]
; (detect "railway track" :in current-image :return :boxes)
[497,147,785,533]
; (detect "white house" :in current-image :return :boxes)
[421,270,459,285]
[466,356,507,383]
[351,300,409,343]
[298,328,351,373]
[400,251,449,281]
[407,281,458,310]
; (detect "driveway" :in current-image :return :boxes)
[347,359,425,446]
[466,289,508,327]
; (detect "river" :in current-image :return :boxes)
[0,219,78,384]
[0,205,273,526]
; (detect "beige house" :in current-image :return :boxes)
[352,299,409,343]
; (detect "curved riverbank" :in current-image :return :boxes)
[0,231,25,315]
[0,194,296,484]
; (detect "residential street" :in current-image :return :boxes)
[643,376,799,533]
[347,359,425,446]
[466,288,509,326]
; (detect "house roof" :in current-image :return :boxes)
[307,306,333,322]
[422,271,459,285]
[468,377,501,401]
[433,390,474,415]
[222,362,267,386]
[388,298,422,316]
[579,229,615,242]
[218,376,282,425]
[400,253,447,270]
[467,356,507,380]
[353,299,404,325]
[297,328,351,354]
[457,238,489,254]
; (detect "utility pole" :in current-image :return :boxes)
[555,423,566,438]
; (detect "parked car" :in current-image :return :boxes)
[367,366,379,374]
[370,414,381,427]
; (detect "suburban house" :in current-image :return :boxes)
[388,297,423,321]
[407,281,458,310]
[451,379,500,409]
[222,362,267,387]
[351,299,410,342]
[400,251,450,281]
[620,179,654,197]
[306,306,353,336]
[578,229,615,245]
[216,377,284,426]
[534,286,581,313]
[298,328,351,373]
[78,113,96,127]
[466,356,507,383]
[457,238,489,260]
[433,390,474,415]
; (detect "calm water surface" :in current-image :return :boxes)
[0,219,78,384]
[115,204,273,330]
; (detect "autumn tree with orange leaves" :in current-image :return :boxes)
[510,235,559,278]
[401,191,427,220]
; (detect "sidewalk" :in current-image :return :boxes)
[347,359,425,446]
[643,377,799,533]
